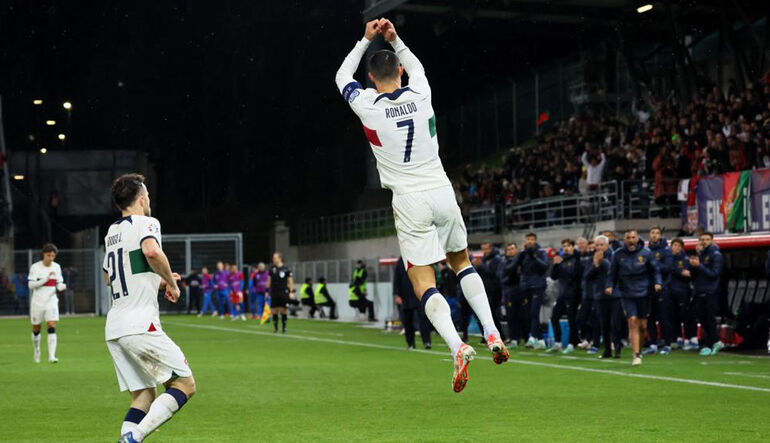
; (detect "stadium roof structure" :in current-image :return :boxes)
[363,0,766,32]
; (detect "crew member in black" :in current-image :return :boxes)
[267,252,294,333]
[183,269,202,314]
[394,256,432,349]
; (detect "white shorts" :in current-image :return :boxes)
[30,304,59,325]
[106,331,192,392]
[392,185,468,270]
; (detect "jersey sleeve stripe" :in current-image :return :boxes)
[362,125,382,147]
[341,81,362,102]
[140,235,160,246]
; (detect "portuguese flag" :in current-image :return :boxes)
[722,170,751,232]
[536,111,550,126]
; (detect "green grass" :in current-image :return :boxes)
[1,316,769,442]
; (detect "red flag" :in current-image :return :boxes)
[536,111,550,126]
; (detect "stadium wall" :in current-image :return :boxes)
[323,282,394,322]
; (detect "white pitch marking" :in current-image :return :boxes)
[724,372,770,380]
[165,321,770,394]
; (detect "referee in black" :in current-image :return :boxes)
[267,251,294,334]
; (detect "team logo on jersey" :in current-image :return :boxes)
[637,255,645,263]
[655,252,660,260]
[147,223,159,233]
[279,271,286,278]
[677,261,683,268]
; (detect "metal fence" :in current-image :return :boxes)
[290,257,392,285]
[293,207,395,245]
[0,233,243,317]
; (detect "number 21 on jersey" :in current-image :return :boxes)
[106,248,129,300]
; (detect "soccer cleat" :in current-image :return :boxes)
[487,335,509,364]
[545,343,562,353]
[452,344,476,393]
[118,431,140,443]
[561,344,575,354]
[49,358,58,363]
[711,341,724,356]
[632,355,642,366]
[525,337,536,348]
[699,347,712,356]
[642,347,657,356]
[34,349,41,363]
[683,340,698,351]
[659,346,671,355]
[533,339,546,350]
[196,313,202,317]
[587,347,599,355]
[577,339,590,350]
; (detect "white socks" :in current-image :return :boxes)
[47,333,57,361]
[134,389,187,441]
[32,332,41,352]
[457,266,500,341]
[422,289,463,355]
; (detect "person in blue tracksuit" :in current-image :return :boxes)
[577,239,599,351]
[510,233,550,348]
[590,235,621,358]
[668,238,698,350]
[646,226,675,354]
[687,232,724,356]
[606,229,662,366]
[548,238,581,354]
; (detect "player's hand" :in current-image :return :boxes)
[654,284,662,292]
[395,295,402,305]
[605,287,613,296]
[363,19,380,41]
[552,255,563,264]
[165,283,181,303]
[378,18,397,42]
[681,269,691,278]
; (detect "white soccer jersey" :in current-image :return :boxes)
[103,215,163,341]
[28,261,63,310]
[335,36,451,195]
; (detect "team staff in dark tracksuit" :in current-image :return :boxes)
[605,229,662,366]
[577,239,599,351]
[646,227,675,354]
[474,243,505,343]
[393,257,432,349]
[510,233,550,348]
[548,238,581,353]
[687,232,724,356]
[590,236,621,358]
[500,243,527,346]
[667,238,697,349]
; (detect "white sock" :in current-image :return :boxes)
[121,421,139,436]
[32,333,41,352]
[135,393,181,441]
[457,267,499,340]
[47,333,57,360]
[422,290,463,355]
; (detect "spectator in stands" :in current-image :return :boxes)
[313,277,337,320]
[548,238,581,354]
[11,271,29,314]
[590,235,621,359]
[668,238,698,351]
[652,146,677,217]
[473,242,505,343]
[581,148,606,191]
[605,229,662,366]
[510,233,550,349]
[687,231,724,356]
[645,227,674,355]
[577,239,600,353]
[393,257,431,350]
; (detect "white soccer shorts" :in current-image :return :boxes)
[392,185,468,270]
[107,331,192,392]
[30,304,59,325]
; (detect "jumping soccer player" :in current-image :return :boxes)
[28,243,66,363]
[267,252,294,334]
[104,174,195,443]
[335,18,507,392]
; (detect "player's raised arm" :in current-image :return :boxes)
[335,20,379,99]
[379,19,429,92]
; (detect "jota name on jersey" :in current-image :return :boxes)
[385,102,417,119]
[106,232,123,247]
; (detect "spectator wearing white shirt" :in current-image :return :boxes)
[581,151,606,191]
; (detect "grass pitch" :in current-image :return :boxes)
[1,315,769,442]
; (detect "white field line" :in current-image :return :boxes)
[165,321,770,394]
[724,372,770,380]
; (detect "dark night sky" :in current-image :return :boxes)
[0,0,675,254]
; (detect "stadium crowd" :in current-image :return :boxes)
[455,79,770,215]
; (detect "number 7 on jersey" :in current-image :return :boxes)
[397,118,415,163]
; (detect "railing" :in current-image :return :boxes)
[467,205,502,234]
[293,207,395,245]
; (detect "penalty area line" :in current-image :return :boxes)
[165,321,770,394]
